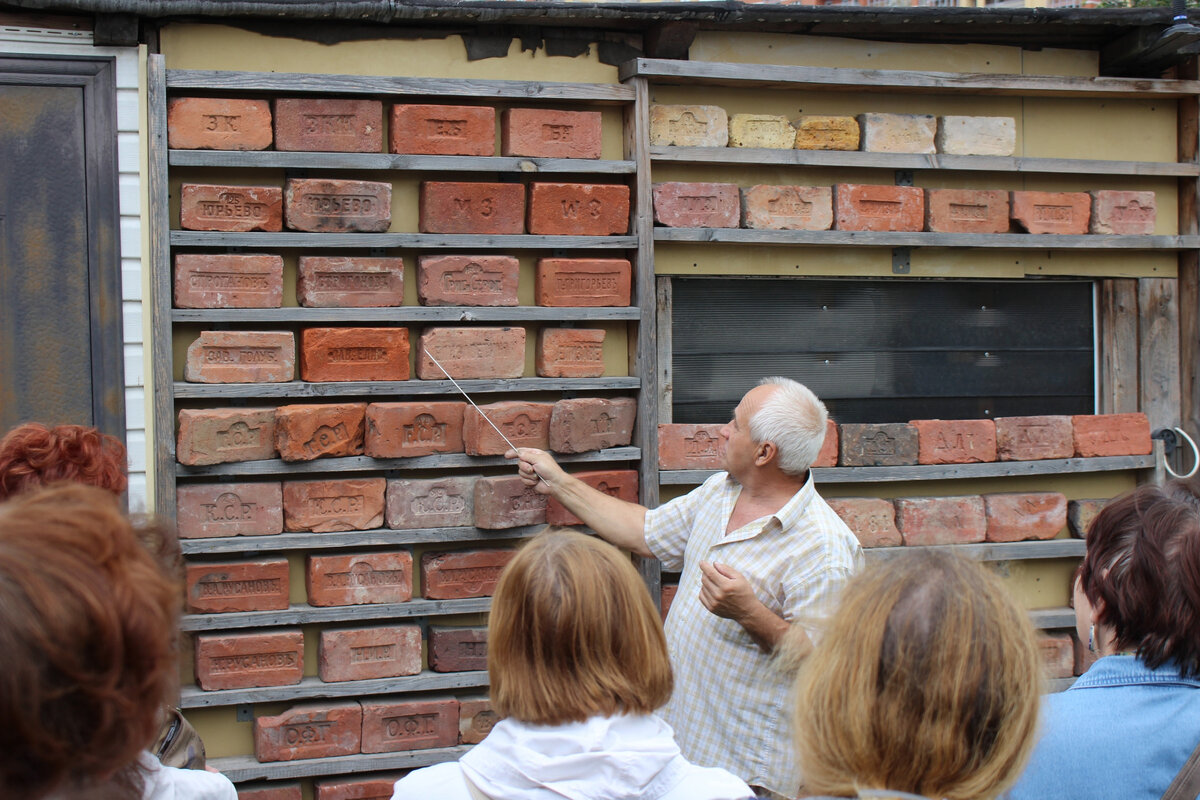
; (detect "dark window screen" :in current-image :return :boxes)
[671,278,1094,425]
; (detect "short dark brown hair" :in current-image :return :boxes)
[0,423,128,501]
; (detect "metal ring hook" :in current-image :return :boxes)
[1164,426,1200,480]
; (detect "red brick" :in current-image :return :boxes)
[185,558,290,614]
[386,476,475,529]
[1040,633,1075,679]
[254,702,362,762]
[361,697,459,754]
[984,492,1067,542]
[547,470,638,526]
[194,629,303,691]
[419,182,525,234]
[652,182,739,228]
[176,408,277,466]
[548,396,636,453]
[911,418,997,464]
[297,257,404,308]
[428,626,488,673]
[528,183,630,236]
[463,401,553,456]
[274,98,383,153]
[174,254,283,308]
[995,415,1074,461]
[826,497,900,548]
[415,326,525,380]
[285,179,391,233]
[1071,413,1152,458]
[237,783,302,800]
[177,481,284,538]
[895,496,987,546]
[306,551,413,607]
[315,775,404,800]
[537,328,606,378]
[473,476,547,529]
[925,189,1010,234]
[657,423,723,470]
[1010,191,1091,234]
[535,258,631,307]
[390,104,495,156]
[167,97,272,151]
[318,625,422,682]
[834,184,924,232]
[501,108,602,159]
[421,549,515,599]
[180,184,282,232]
[1068,498,1107,539]
[274,403,367,462]
[184,331,295,383]
[284,478,386,533]
[740,185,833,231]
[661,584,678,621]
[839,423,919,467]
[417,255,519,307]
[458,696,498,744]
[813,419,838,468]
[299,327,409,382]
[1090,190,1156,235]
[365,402,466,458]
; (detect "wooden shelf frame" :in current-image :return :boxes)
[170,231,638,249]
[171,377,640,400]
[180,524,544,557]
[180,671,487,709]
[210,746,469,783]
[653,228,1200,250]
[172,306,641,323]
[864,538,1086,562]
[180,597,494,632]
[169,150,636,173]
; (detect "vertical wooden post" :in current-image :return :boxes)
[657,276,673,424]
[1139,277,1181,434]
[1100,279,1139,415]
[1178,57,1200,462]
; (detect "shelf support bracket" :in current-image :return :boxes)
[892,247,911,275]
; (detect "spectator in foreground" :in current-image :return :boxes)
[0,422,128,500]
[390,528,754,800]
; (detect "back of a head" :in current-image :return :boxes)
[0,423,128,501]
[0,484,177,799]
[750,377,828,477]
[488,528,672,726]
[793,551,1041,800]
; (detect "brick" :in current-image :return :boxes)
[183,331,295,383]
[528,182,630,236]
[826,497,901,548]
[834,184,924,232]
[174,254,284,308]
[1090,190,1156,235]
[167,97,272,150]
[474,476,548,529]
[306,551,412,607]
[1071,412,1152,457]
[428,626,488,673]
[315,775,404,800]
[274,403,367,462]
[177,481,284,538]
[194,629,303,691]
[728,113,794,149]
[1074,634,1100,676]
[895,495,987,546]
[361,697,459,754]
[417,255,519,307]
[1040,633,1075,679]
[237,783,302,800]
[180,184,282,232]
[458,696,498,744]
[421,549,515,599]
[657,423,724,470]
[185,558,290,614]
[415,326,525,380]
[839,423,919,467]
[537,328,605,378]
[813,419,839,468]
[390,104,494,156]
[318,625,422,682]
[365,402,466,459]
[254,701,362,762]
[274,98,383,153]
[176,408,277,466]
[1068,498,1107,539]
[995,415,1074,461]
[547,469,637,526]
[740,185,833,231]
[299,327,409,382]
[548,396,636,453]
[911,418,998,464]
[297,257,404,308]
[652,182,739,228]
[283,478,386,533]
[463,401,553,456]
[936,116,1016,156]
[285,179,391,233]
[858,113,936,154]
[649,104,728,147]
[385,476,475,529]
[925,189,1010,234]
[1010,191,1091,234]
[984,492,1068,542]
[501,108,602,159]
[419,182,525,234]
[661,584,678,621]
[535,258,632,307]
[792,115,859,151]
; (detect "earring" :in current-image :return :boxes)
[1088,624,1095,654]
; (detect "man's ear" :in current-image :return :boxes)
[755,440,776,467]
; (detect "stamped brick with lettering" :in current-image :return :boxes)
[306,551,413,607]
[318,625,422,682]
[858,113,936,154]
[1010,191,1091,235]
[300,327,409,382]
[361,697,459,754]
[648,105,728,147]
[185,558,290,614]
[984,492,1068,542]
[839,423,919,467]
[1071,412,1152,457]
[895,496,987,546]
[474,476,547,529]
[995,415,1074,461]
[502,108,602,159]
[415,326,525,380]
[834,184,924,232]
[386,476,475,529]
[792,115,859,151]
[936,116,1016,156]
[528,183,630,236]
[365,401,466,459]
[274,403,367,462]
[536,328,606,378]
[254,701,362,762]
[547,470,637,526]
[176,408,277,466]
[910,418,997,464]
[390,104,495,156]
[174,254,283,308]
[177,481,284,538]
[549,396,635,453]
[826,497,901,548]
[180,184,282,232]
[463,401,553,456]
[297,257,404,308]
[657,423,724,470]
[728,113,794,149]
[184,331,295,384]
[535,258,632,307]
[1090,190,1156,235]
[194,629,304,691]
[419,182,525,234]
[274,98,383,153]
[741,185,833,231]
[422,549,516,600]
[653,182,739,228]
[429,627,488,673]
[925,189,1010,234]
[283,478,386,533]
[285,179,392,233]
[167,97,272,150]
[417,255,519,307]
[458,696,498,745]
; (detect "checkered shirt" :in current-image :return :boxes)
[644,471,862,797]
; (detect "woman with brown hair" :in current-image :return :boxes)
[0,422,129,500]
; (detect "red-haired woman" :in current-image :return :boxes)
[0,422,128,500]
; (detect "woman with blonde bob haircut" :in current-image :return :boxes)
[391,528,753,800]
[793,551,1041,800]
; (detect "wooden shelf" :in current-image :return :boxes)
[180,597,493,632]
[180,670,487,709]
[865,539,1085,562]
[653,228,1200,250]
[170,231,638,249]
[180,524,542,556]
[1030,607,1076,630]
[170,150,636,173]
[211,746,469,783]
[172,377,640,399]
[172,306,641,323]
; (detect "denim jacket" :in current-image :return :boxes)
[1007,655,1200,800]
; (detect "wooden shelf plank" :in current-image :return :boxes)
[172,306,641,323]
[180,598,493,632]
[170,231,638,249]
[653,228,1200,250]
[180,524,542,557]
[180,671,487,709]
[1030,607,1076,630]
[211,746,469,783]
[169,150,636,173]
[865,539,1086,562]
[172,377,640,399]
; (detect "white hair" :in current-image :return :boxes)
[748,377,828,478]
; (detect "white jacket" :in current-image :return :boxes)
[139,752,237,800]
[390,714,753,800]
